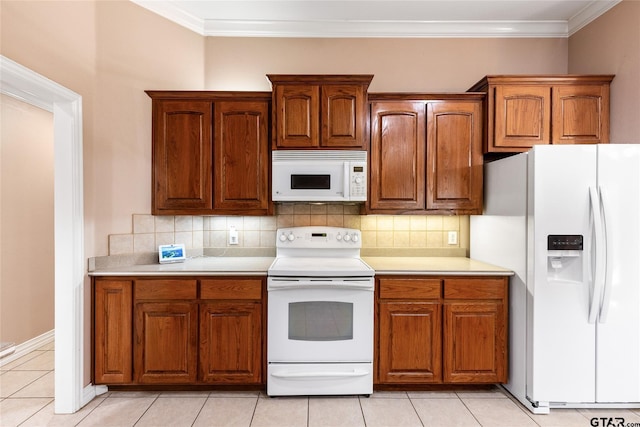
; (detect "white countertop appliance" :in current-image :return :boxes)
[271,150,367,202]
[267,226,374,396]
[471,144,640,414]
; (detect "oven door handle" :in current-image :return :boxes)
[271,369,370,379]
[268,280,374,291]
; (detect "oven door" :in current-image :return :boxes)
[267,277,374,363]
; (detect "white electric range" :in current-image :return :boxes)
[267,226,375,397]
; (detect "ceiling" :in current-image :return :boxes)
[131,0,621,38]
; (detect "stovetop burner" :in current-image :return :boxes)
[268,226,373,277]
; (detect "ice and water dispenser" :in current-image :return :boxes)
[547,235,584,283]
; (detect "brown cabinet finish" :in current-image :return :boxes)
[369,101,426,211]
[93,276,265,386]
[199,278,263,384]
[426,101,483,212]
[213,100,270,212]
[134,301,199,384]
[376,275,508,385]
[442,278,508,383]
[443,302,505,383]
[268,75,373,149]
[199,302,262,384]
[272,84,319,148]
[379,301,442,383]
[93,279,133,384]
[368,94,484,214]
[552,85,610,145]
[468,75,614,153]
[152,100,212,211]
[147,91,272,215]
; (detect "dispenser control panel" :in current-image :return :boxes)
[547,235,583,251]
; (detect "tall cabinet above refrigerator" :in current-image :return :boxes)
[471,144,640,414]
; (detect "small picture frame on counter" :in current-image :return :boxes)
[158,244,186,264]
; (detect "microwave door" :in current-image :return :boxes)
[272,162,347,201]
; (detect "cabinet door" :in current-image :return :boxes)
[134,302,198,384]
[213,101,270,212]
[274,85,319,148]
[443,301,506,383]
[494,85,551,149]
[370,102,426,211]
[322,85,366,148]
[552,84,610,145]
[94,279,133,384]
[199,302,262,384]
[427,101,483,213]
[152,100,212,212]
[378,302,441,383]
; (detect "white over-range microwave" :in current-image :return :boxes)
[271,150,367,202]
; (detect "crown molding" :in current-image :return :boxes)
[201,19,570,38]
[568,0,621,36]
[132,0,205,34]
[132,0,621,38]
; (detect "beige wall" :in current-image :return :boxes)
[569,0,640,143]
[0,95,55,345]
[205,37,568,92]
[0,0,205,259]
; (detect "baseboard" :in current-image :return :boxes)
[0,330,54,367]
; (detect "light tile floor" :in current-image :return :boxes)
[2,343,640,426]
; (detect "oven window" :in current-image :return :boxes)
[288,301,353,341]
[291,174,331,190]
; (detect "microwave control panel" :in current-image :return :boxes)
[349,162,367,200]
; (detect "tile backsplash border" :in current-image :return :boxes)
[107,203,470,257]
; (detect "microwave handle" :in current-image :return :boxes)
[344,162,350,200]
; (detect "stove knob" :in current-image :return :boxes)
[352,233,359,242]
[344,234,351,242]
[279,233,287,242]
[287,233,295,241]
[336,233,342,241]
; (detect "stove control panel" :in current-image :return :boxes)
[276,227,362,248]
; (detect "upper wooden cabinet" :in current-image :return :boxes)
[468,75,614,153]
[151,99,212,211]
[368,94,484,215]
[267,75,373,149]
[147,91,272,216]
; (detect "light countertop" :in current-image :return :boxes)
[88,256,275,276]
[362,257,513,276]
[89,256,512,277]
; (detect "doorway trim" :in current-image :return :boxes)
[1,55,90,413]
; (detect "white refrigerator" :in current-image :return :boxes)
[471,144,640,414]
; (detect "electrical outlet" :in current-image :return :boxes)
[447,231,458,245]
[229,226,239,245]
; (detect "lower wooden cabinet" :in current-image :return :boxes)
[93,276,265,386]
[199,302,262,384]
[134,301,198,384]
[93,279,133,384]
[379,301,441,383]
[376,275,508,385]
[94,274,507,388]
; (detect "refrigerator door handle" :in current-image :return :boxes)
[598,186,612,323]
[588,186,606,324]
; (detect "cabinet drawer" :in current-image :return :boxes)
[135,279,197,300]
[201,278,263,300]
[379,278,441,300]
[443,278,506,300]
